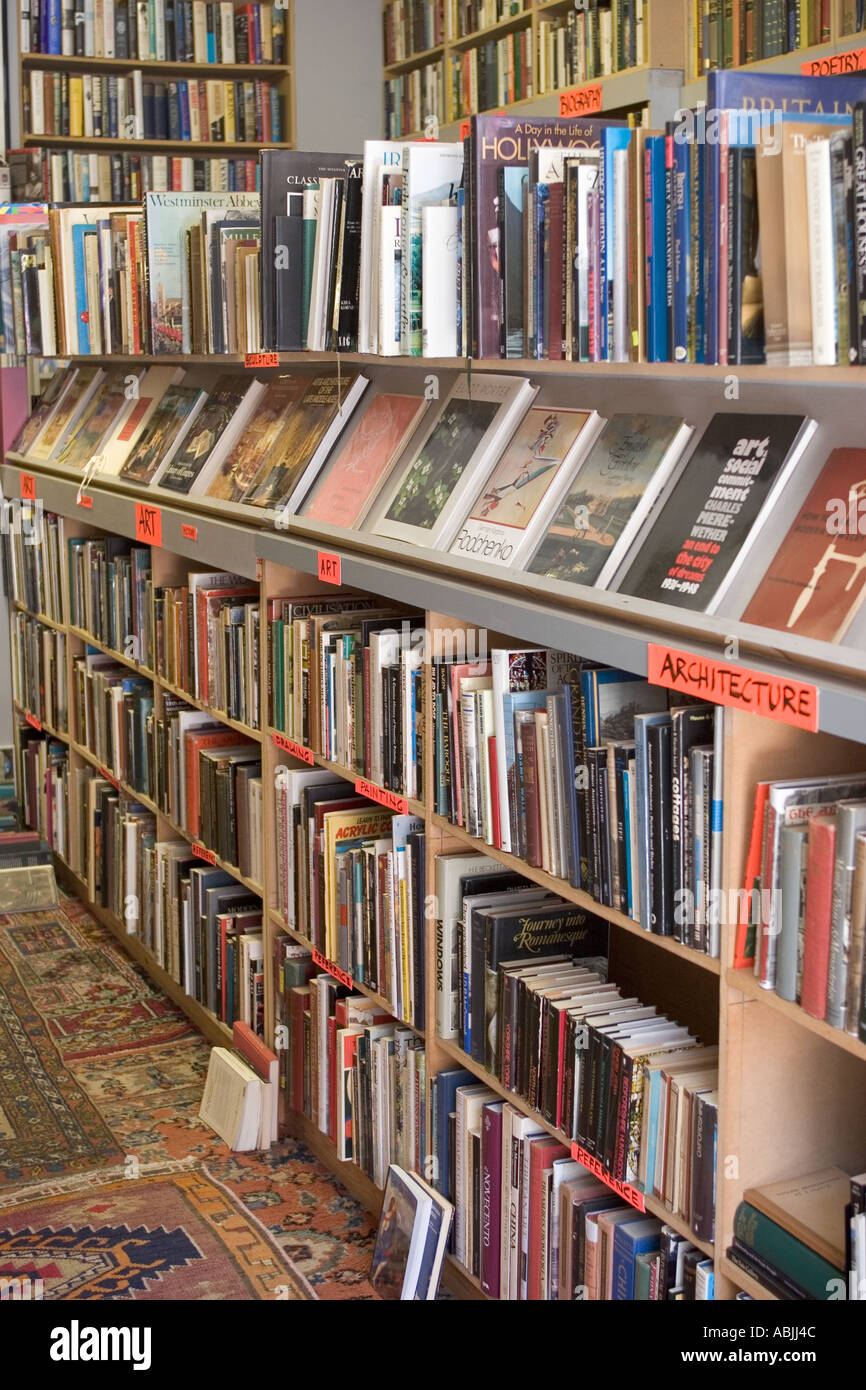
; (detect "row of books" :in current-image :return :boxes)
[25,71,283,144]
[382,0,447,64]
[0,504,65,624]
[268,597,422,797]
[537,1,648,90]
[690,0,834,77]
[448,32,534,122]
[0,213,52,361]
[17,727,70,863]
[16,359,866,654]
[737,768,866,1044]
[22,0,287,64]
[433,1068,715,1298]
[384,63,445,141]
[72,655,153,793]
[274,769,426,1027]
[281,972,427,1186]
[39,149,261,203]
[200,1023,281,1154]
[11,614,68,735]
[68,535,153,666]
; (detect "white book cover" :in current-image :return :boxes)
[400,141,463,355]
[421,204,458,357]
[367,373,537,550]
[98,365,184,475]
[805,138,836,367]
[359,140,403,353]
[306,178,337,352]
[378,204,402,356]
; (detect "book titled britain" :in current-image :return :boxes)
[612,413,816,614]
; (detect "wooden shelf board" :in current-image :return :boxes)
[21,53,290,78]
[23,133,292,153]
[12,599,65,631]
[449,10,534,51]
[384,44,445,75]
[719,1255,779,1302]
[431,813,720,973]
[13,699,69,744]
[726,966,866,1064]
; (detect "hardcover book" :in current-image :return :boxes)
[613,412,816,614]
[158,376,265,494]
[27,364,104,460]
[205,374,308,503]
[526,414,694,589]
[10,365,76,456]
[54,368,131,471]
[120,382,208,485]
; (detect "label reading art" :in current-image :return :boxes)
[192,842,217,865]
[273,733,314,765]
[318,551,342,585]
[355,778,408,815]
[647,644,819,732]
[311,949,353,990]
[570,1143,646,1211]
[559,84,603,117]
[20,472,36,500]
[76,494,93,509]
[135,502,162,547]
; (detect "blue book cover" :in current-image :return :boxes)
[434,1067,473,1199]
[533,185,547,359]
[178,82,191,142]
[47,0,62,54]
[71,223,93,353]
[612,1217,662,1300]
[599,126,631,361]
[672,132,690,364]
[645,135,668,363]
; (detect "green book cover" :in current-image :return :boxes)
[733,1201,842,1300]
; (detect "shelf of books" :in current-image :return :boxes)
[19,1,295,202]
[5,61,866,1298]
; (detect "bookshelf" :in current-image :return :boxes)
[18,2,296,199]
[382,0,691,138]
[5,348,866,1302]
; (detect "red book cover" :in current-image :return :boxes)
[527,1136,568,1300]
[301,394,427,530]
[480,1101,503,1298]
[232,1020,277,1082]
[741,449,866,643]
[184,727,250,838]
[800,811,837,1020]
[733,781,771,969]
[289,984,310,1111]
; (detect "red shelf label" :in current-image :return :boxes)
[181,523,198,541]
[256,557,264,581]
[97,764,121,792]
[20,472,36,500]
[273,733,314,765]
[802,45,866,75]
[76,494,93,509]
[647,643,819,733]
[559,83,603,117]
[135,502,162,547]
[192,842,217,865]
[571,1142,646,1212]
[355,778,408,815]
[245,351,280,369]
[311,949,353,990]
[24,711,42,731]
[317,551,342,585]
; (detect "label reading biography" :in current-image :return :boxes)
[559,84,603,117]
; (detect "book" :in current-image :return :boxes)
[119,381,208,485]
[204,374,308,503]
[158,376,266,494]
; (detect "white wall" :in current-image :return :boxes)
[293,0,382,151]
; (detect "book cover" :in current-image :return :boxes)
[120,382,208,485]
[205,374,308,503]
[614,412,815,613]
[526,414,694,589]
[241,371,364,511]
[159,376,259,494]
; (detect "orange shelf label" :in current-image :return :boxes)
[76,493,93,509]
[273,733,314,765]
[571,1143,645,1211]
[802,45,866,74]
[20,472,36,500]
[25,711,42,731]
[245,351,279,368]
[97,764,121,791]
[647,644,819,733]
[318,551,342,585]
[192,842,217,865]
[355,778,408,815]
[135,502,162,547]
[559,83,603,117]
[181,523,198,541]
[311,949,353,990]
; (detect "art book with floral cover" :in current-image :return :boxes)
[240,371,369,514]
[158,376,267,494]
[612,413,817,614]
[525,414,694,588]
[448,405,604,569]
[120,381,209,485]
[205,374,308,503]
[740,449,866,644]
[298,392,429,530]
[366,373,537,550]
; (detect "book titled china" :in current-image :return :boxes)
[366,374,537,550]
[448,405,604,570]
[612,412,817,614]
[525,414,694,588]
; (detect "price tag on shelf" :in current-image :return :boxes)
[76,494,93,509]
[355,777,408,815]
[19,472,36,501]
[181,523,198,542]
[256,558,264,581]
[317,551,342,585]
[192,842,217,866]
[647,644,819,733]
[559,83,603,117]
[244,351,280,369]
[273,733,314,765]
[135,502,162,547]
[25,711,42,731]
[311,949,354,991]
[570,1143,645,1211]
[98,764,121,792]
[802,45,866,74]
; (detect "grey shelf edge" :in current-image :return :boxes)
[0,463,260,580]
[6,460,866,746]
[435,67,686,137]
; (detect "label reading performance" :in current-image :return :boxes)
[647,644,819,732]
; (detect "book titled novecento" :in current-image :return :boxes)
[613,412,816,614]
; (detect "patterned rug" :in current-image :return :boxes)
[0,896,379,1299]
[0,1168,313,1299]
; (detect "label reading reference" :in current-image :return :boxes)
[192,842,217,865]
[570,1142,646,1212]
[311,949,353,990]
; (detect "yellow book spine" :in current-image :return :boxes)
[69,75,84,137]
